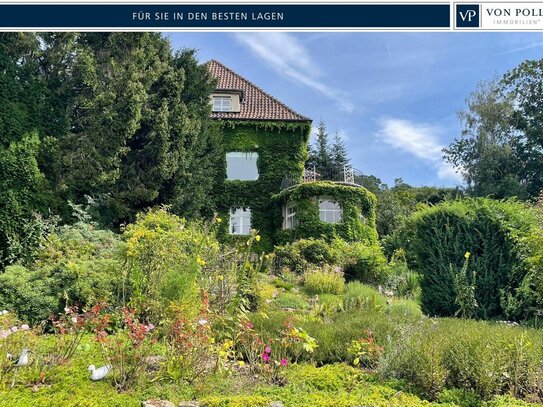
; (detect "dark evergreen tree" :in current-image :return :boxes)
[0,34,47,269]
[331,131,349,171]
[37,34,221,226]
[307,120,333,175]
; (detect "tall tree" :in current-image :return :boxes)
[330,131,349,171]
[444,80,526,199]
[502,59,543,198]
[308,120,333,174]
[38,34,221,226]
[0,34,47,268]
[445,59,543,200]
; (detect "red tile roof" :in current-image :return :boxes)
[206,60,311,122]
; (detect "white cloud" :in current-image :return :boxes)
[375,117,463,183]
[234,33,354,113]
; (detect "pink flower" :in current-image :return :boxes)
[147,323,155,331]
[280,358,288,366]
[20,324,29,331]
[246,322,254,329]
[262,352,270,363]
[0,330,9,339]
[10,326,18,333]
[264,346,271,354]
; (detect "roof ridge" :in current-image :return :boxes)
[206,59,311,122]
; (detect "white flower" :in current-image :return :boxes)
[1,310,8,315]
[198,319,208,326]
[64,307,70,314]
[20,324,29,331]
[71,317,78,324]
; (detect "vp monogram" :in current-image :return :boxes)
[459,9,477,21]
[456,4,480,27]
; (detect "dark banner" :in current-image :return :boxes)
[0,4,450,28]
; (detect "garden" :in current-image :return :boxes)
[2,199,543,407]
[5,33,543,407]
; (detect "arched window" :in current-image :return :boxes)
[318,197,342,223]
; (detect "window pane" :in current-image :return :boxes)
[318,198,342,224]
[229,207,251,235]
[226,152,259,180]
[284,203,297,229]
[213,96,232,112]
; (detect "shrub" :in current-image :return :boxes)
[303,267,345,296]
[273,238,390,286]
[398,198,543,320]
[381,317,543,401]
[286,364,360,391]
[0,221,122,324]
[123,208,219,320]
[340,244,388,285]
[387,299,422,319]
[273,238,339,274]
[274,292,310,310]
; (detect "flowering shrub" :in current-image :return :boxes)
[158,292,218,384]
[89,307,155,391]
[123,208,220,320]
[347,330,383,369]
[49,306,88,364]
[236,318,318,384]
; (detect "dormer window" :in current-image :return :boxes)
[211,91,242,113]
[213,96,232,112]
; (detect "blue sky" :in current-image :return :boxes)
[168,32,543,187]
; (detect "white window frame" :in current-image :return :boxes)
[213,96,232,112]
[229,207,251,235]
[318,197,342,223]
[226,152,259,180]
[284,202,298,230]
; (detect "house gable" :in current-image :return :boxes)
[206,60,311,122]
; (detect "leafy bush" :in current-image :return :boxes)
[0,221,122,324]
[123,208,219,320]
[273,238,339,274]
[396,198,543,320]
[303,267,345,296]
[274,238,390,286]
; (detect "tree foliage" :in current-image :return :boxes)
[0,33,222,268]
[445,59,543,200]
[308,120,333,174]
[38,34,221,226]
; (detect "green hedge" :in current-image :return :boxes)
[402,198,543,320]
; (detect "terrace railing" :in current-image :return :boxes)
[280,165,364,190]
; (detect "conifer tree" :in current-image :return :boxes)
[331,131,350,171]
[308,120,332,174]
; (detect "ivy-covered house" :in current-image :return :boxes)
[206,60,377,250]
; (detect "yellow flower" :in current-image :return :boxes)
[464,252,471,259]
[216,217,222,223]
[237,361,245,367]
[255,235,261,242]
[218,275,224,281]
[197,256,206,266]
